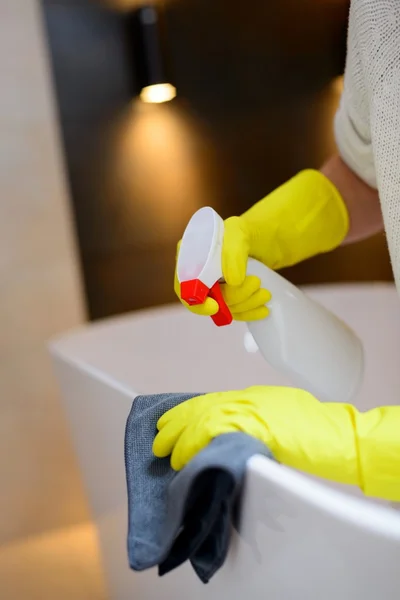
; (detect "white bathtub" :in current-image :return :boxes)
[50,283,400,600]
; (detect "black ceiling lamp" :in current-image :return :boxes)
[129,4,176,104]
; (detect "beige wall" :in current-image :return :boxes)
[0,0,89,544]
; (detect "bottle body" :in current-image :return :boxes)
[246,258,364,403]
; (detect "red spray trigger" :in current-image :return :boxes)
[180,279,232,327]
[209,282,232,326]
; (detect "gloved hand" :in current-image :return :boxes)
[153,386,400,502]
[175,169,349,321]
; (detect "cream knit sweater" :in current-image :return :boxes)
[334,0,400,289]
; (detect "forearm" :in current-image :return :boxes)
[267,399,400,502]
[238,157,381,272]
[321,155,383,245]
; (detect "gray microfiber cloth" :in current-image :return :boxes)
[124,393,274,583]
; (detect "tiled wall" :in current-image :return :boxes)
[0,0,89,544]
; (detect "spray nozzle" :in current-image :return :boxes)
[177,207,233,327]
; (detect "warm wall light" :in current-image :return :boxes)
[140,82,176,104]
[129,5,176,104]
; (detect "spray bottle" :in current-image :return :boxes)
[177,206,364,403]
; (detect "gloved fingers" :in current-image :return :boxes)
[222,217,249,287]
[173,244,182,299]
[153,398,199,458]
[223,405,274,445]
[170,415,239,471]
[160,402,275,468]
[228,287,271,314]
[152,418,187,458]
[156,397,198,430]
[221,275,261,306]
[157,392,236,432]
[155,393,221,430]
[158,389,271,431]
[220,276,271,321]
[184,298,219,317]
[155,391,259,463]
[200,404,274,451]
[170,424,208,471]
[232,306,269,322]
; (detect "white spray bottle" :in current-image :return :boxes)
[177,206,364,403]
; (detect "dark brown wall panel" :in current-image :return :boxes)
[42,0,392,319]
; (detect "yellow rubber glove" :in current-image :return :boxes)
[175,169,349,321]
[152,386,400,502]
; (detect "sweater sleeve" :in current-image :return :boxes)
[334,0,377,189]
[334,0,400,292]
